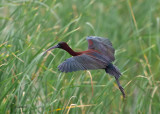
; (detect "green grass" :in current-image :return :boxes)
[0,0,160,113]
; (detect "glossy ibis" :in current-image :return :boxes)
[44,36,125,98]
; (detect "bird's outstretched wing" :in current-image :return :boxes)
[58,52,110,72]
[87,36,115,62]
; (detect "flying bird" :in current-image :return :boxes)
[44,36,125,98]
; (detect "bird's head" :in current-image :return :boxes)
[43,42,67,55]
[57,42,67,49]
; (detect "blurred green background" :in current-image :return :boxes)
[0,0,160,113]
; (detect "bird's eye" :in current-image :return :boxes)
[57,44,61,48]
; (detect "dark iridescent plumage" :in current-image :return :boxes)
[44,36,125,98]
[58,51,109,72]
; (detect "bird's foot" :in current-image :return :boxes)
[119,86,125,98]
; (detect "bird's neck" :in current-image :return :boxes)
[61,44,81,56]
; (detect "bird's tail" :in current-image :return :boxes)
[105,64,125,98]
[105,63,121,79]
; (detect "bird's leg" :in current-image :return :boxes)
[115,77,125,98]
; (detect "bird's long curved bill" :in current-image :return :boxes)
[43,45,59,55]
